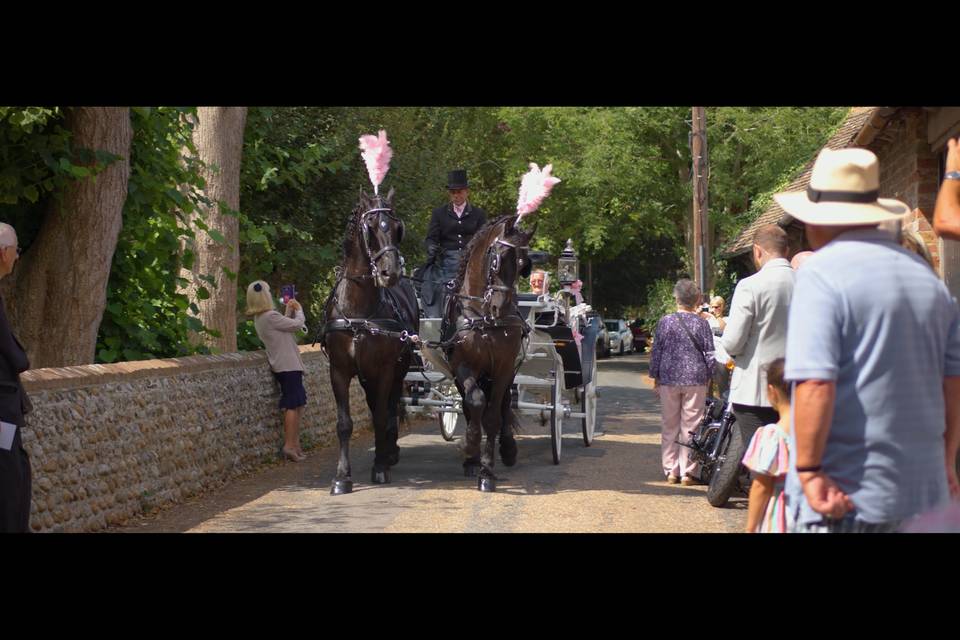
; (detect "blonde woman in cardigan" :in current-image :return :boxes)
[247,280,307,462]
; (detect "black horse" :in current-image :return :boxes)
[320,188,419,495]
[442,214,536,492]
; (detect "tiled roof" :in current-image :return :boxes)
[723,107,879,256]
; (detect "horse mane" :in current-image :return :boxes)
[340,202,362,259]
[451,214,515,291]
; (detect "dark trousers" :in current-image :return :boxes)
[732,404,780,443]
[423,250,463,318]
[0,427,31,533]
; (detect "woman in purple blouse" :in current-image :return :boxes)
[649,279,715,486]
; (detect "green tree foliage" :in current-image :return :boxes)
[0,107,231,363]
[0,107,116,247]
[706,107,848,240]
[234,106,515,346]
[233,106,849,339]
[0,105,854,362]
[95,107,217,363]
[642,278,680,337]
[236,107,355,349]
[480,107,695,317]
[635,107,849,331]
[491,107,691,259]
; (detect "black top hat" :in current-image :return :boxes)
[446,169,469,190]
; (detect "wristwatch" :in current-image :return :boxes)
[945,171,960,181]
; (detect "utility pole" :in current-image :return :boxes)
[691,107,710,293]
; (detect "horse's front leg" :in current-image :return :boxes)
[478,375,510,492]
[361,369,394,485]
[499,377,519,467]
[385,347,410,468]
[329,347,356,495]
[457,365,485,479]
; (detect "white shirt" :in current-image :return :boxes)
[707,315,730,364]
[453,202,467,218]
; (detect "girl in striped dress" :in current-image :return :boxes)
[742,358,791,533]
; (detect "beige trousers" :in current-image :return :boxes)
[657,384,706,479]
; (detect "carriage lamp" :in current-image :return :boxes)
[557,239,579,286]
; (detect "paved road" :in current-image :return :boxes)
[119,353,747,533]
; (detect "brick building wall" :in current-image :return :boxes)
[870,109,943,272]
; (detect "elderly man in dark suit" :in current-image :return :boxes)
[0,222,31,532]
[419,169,488,317]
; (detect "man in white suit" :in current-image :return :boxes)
[720,224,795,481]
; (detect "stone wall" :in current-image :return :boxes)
[18,346,371,533]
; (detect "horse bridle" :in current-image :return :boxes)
[440,233,531,350]
[483,237,523,303]
[320,200,416,350]
[454,236,526,312]
[354,200,405,283]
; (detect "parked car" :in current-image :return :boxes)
[629,319,648,353]
[604,319,634,356]
[595,316,611,359]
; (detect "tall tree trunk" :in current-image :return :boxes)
[179,107,247,353]
[8,107,132,368]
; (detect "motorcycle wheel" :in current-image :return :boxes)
[706,425,745,508]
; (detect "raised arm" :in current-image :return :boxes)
[934,138,960,240]
[266,308,305,333]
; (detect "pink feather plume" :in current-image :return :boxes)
[358,130,393,194]
[516,162,561,220]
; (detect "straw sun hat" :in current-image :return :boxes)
[773,148,910,225]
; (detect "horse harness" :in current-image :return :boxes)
[440,235,531,348]
[318,203,417,355]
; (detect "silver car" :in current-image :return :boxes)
[604,319,634,356]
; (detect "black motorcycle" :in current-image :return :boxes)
[678,386,750,507]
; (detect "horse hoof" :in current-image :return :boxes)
[478,476,496,492]
[371,468,390,484]
[330,479,353,495]
[464,464,479,477]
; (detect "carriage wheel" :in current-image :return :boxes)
[581,354,598,447]
[438,410,463,441]
[550,363,564,465]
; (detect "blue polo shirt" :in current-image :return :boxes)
[784,228,960,526]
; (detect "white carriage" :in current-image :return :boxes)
[402,282,600,464]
